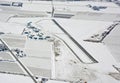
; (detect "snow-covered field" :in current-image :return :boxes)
[0,1,120,83]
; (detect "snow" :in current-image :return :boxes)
[0,16,120,83]
[89,73,119,83]
[0,73,34,83]
[103,24,120,63]
[53,19,118,69]
[36,18,120,82]
[46,80,69,83]
[9,17,44,24]
[0,1,120,83]
[0,12,14,22]
[19,40,52,77]
[36,19,64,34]
[1,1,118,16]
[54,37,96,82]
[56,18,113,40]
[0,22,25,34]
[21,1,120,14]
[72,12,120,22]
[35,19,117,83]
[55,34,94,63]
[21,2,52,12]
[45,1,119,8]
[0,34,26,49]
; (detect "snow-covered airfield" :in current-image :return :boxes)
[0,0,120,83]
